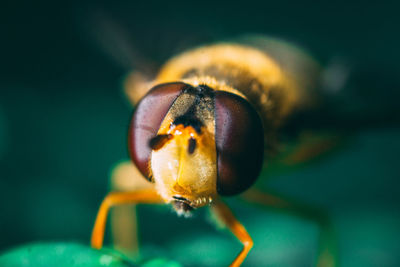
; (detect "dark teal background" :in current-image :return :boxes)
[1,1,400,266]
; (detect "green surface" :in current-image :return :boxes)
[0,242,181,267]
[0,242,131,267]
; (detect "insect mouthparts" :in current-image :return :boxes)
[172,195,189,201]
[172,196,193,216]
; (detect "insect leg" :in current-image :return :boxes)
[211,199,253,267]
[241,189,337,267]
[91,188,162,250]
[109,161,155,258]
[281,132,345,166]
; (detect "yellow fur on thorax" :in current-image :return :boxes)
[155,44,301,128]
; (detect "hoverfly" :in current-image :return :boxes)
[91,36,338,267]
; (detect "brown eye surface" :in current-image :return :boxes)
[128,82,188,180]
[215,91,264,196]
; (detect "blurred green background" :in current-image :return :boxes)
[1,1,400,266]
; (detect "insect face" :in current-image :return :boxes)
[129,83,217,214]
[129,82,264,215]
[151,122,217,213]
[150,84,218,214]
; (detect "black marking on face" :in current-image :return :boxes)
[173,115,203,133]
[149,134,173,151]
[188,137,196,154]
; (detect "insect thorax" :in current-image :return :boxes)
[155,44,318,135]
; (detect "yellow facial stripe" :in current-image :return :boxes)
[149,87,217,207]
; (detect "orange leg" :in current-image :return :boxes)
[242,189,338,267]
[211,199,253,267]
[109,161,156,258]
[91,189,163,249]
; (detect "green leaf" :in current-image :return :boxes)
[0,242,182,267]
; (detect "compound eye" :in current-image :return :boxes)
[128,82,188,180]
[215,91,264,196]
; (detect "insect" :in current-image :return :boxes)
[91,36,338,267]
